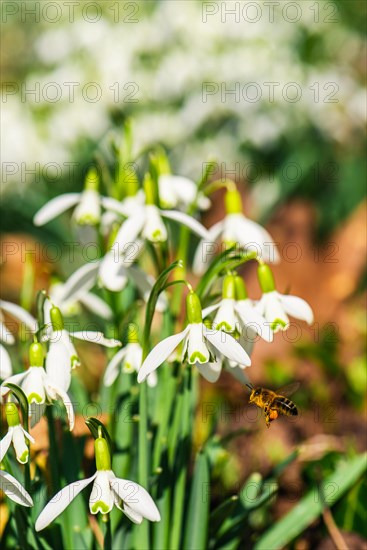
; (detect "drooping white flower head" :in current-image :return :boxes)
[193,187,279,275]
[255,264,314,332]
[43,304,121,392]
[104,325,157,388]
[138,291,251,384]
[48,278,113,320]
[158,174,211,211]
[202,274,273,345]
[0,470,33,507]
[103,174,210,250]
[1,342,75,429]
[34,167,103,227]
[0,403,34,464]
[35,434,160,531]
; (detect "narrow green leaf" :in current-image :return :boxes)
[195,248,257,299]
[143,260,182,358]
[254,452,367,550]
[184,451,210,550]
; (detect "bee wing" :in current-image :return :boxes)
[277,382,300,397]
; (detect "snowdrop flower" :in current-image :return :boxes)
[104,325,157,388]
[256,264,314,332]
[158,174,210,211]
[106,174,210,247]
[0,403,34,464]
[45,305,121,392]
[34,167,103,227]
[0,470,33,507]
[48,277,113,320]
[193,187,279,275]
[1,342,75,429]
[202,274,273,344]
[138,290,251,384]
[0,300,37,379]
[35,433,160,530]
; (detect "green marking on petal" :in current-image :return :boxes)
[18,450,29,464]
[189,351,208,364]
[27,392,43,404]
[215,321,234,332]
[152,229,163,240]
[71,355,80,368]
[271,318,287,331]
[91,500,111,514]
[122,362,134,373]
[77,214,99,226]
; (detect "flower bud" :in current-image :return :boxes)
[84,167,99,192]
[144,174,158,206]
[186,292,202,324]
[50,306,64,331]
[225,188,242,215]
[257,264,275,293]
[95,437,111,471]
[5,403,20,427]
[127,324,139,343]
[234,275,248,300]
[29,342,44,367]
[222,274,236,300]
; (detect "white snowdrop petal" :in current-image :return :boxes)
[213,299,236,332]
[89,471,115,515]
[110,477,161,522]
[36,474,97,530]
[137,328,189,383]
[33,194,81,226]
[143,206,167,242]
[0,470,33,507]
[196,360,222,383]
[123,504,143,524]
[0,430,13,462]
[279,294,314,325]
[192,221,224,276]
[0,300,37,333]
[79,293,113,319]
[103,347,127,387]
[58,262,100,303]
[0,345,12,379]
[204,327,251,367]
[161,209,210,240]
[186,323,210,364]
[70,331,121,348]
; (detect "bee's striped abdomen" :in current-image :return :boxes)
[275,397,298,417]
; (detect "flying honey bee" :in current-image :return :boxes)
[246,382,300,428]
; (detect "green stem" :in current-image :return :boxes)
[137,382,149,548]
[103,514,112,550]
[169,367,192,549]
[46,406,61,493]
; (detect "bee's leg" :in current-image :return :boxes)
[264,406,270,428]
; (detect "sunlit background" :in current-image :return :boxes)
[1,1,366,548]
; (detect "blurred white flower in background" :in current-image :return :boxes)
[1,1,365,194]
